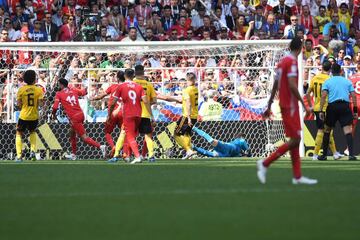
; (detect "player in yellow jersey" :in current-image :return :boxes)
[15,70,44,162]
[133,65,157,161]
[159,73,198,159]
[306,61,342,160]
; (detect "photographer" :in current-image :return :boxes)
[81,16,97,41]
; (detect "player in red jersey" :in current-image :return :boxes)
[52,78,106,160]
[349,63,360,136]
[108,68,153,164]
[257,37,317,185]
[89,71,130,157]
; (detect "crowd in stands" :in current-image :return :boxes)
[1,0,360,120]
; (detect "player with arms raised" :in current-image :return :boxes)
[108,68,153,164]
[52,78,106,160]
[258,37,317,185]
[89,71,126,156]
[15,70,44,162]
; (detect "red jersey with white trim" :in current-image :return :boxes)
[105,84,122,112]
[113,81,145,118]
[349,73,360,108]
[277,54,299,109]
[53,87,87,120]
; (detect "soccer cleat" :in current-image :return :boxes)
[344,149,349,156]
[65,153,77,161]
[182,150,196,159]
[333,152,343,160]
[292,176,318,185]
[317,155,327,161]
[123,157,131,163]
[312,154,318,161]
[130,157,142,164]
[107,157,120,163]
[15,157,23,163]
[348,156,357,161]
[148,156,156,163]
[100,145,107,159]
[29,151,36,161]
[256,159,267,184]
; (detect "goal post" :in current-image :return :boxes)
[0,40,299,160]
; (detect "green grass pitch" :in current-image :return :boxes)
[1,158,359,240]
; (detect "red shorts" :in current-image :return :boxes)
[105,111,123,133]
[281,107,301,138]
[123,116,141,138]
[69,113,86,136]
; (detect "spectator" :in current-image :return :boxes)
[184,27,198,40]
[191,5,208,30]
[62,0,76,16]
[145,28,160,41]
[238,0,255,23]
[135,0,152,24]
[108,5,125,36]
[12,5,30,31]
[43,12,59,42]
[262,13,278,38]
[149,0,162,16]
[148,12,164,35]
[233,15,247,39]
[283,15,304,39]
[343,55,356,78]
[58,15,76,41]
[29,20,47,42]
[212,6,227,31]
[251,5,266,33]
[310,0,322,16]
[16,26,32,68]
[169,0,181,20]
[307,26,323,46]
[218,27,233,40]
[303,39,314,60]
[125,5,138,32]
[337,49,346,65]
[195,15,216,40]
[100,52,123,69]
[119,0,129,18]
[258,0,273,18]
[300,5,316,35]
[52,8,64,28]
[338,3,351,31]
[273,0,292,28]
[226,5,240,31]
[323,12,348,37]
[168,28,180,41]
[315,5,331,34]
[170,16,189,38]
[161,5,176,32]
[122,26,144,41]
[100,16,119,40]
[292,0,303,17]
[97,26,110,41]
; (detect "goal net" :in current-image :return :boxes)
[0,41,291,160]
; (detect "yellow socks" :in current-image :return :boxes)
[114,130,126,157]
[175,135,189,151]
[29,132,37,153]
[314,131,324,155]
[16,133,22,158]
[329,132,337,154]
[144,134,154,158]
[183,134,192,151]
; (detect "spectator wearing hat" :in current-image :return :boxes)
[338,3,351,31]
[323,12,348,37]
[15,26,33,68]
[314,5,331,34]
[343,55,356,78]
[29,19,47,42]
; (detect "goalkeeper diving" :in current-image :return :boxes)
[192,127,250,157]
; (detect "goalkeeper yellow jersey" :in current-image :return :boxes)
[133,78,156,118]
[182,86,198,119]
[17,85,44,121]
[309,73,330,112]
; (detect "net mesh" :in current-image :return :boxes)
[0,41,290,160]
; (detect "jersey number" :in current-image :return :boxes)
[128,90,137,105]
[314,82,322,98]
[66,95,77,106]
[355,81,360,94]
[27,93,34,106]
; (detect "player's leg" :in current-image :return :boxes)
[174,117,194,157]
[104,117,116,149]
[319,103,338,160]
[313,112,324,159]
[139,118,155,160]
[339,105,356,160]
[28,120,39,161]
[124,117,142,162]
[113,128,126,158]
[15,119,25,162]
[193,145,218,157]
[192,126,215,144]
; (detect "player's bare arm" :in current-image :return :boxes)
[17,98,23,110]
[351,91,358,119]
[288,76,311,115]
[263,78,278,118]
[108,98,119,120]
[305,82,314,109]
[319,90,328,120]
[157,94,182,103]
[89,92,108,101]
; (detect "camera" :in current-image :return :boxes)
[81,10,100,41]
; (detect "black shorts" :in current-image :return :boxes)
[314,111,325,129]
[139,117,153,134]
[325,101,353,128]
[17,118,38,132]
[174,116,197,135]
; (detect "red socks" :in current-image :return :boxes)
[70,135,77,155]
[105,133,115,148]
[290,146,302,179]
[263,143,290,167]
[83,137,101,148]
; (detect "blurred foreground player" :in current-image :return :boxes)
[52,78,106,160]
[15,70,44,162]
[258,37,318,185]
[192,127,250,157]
